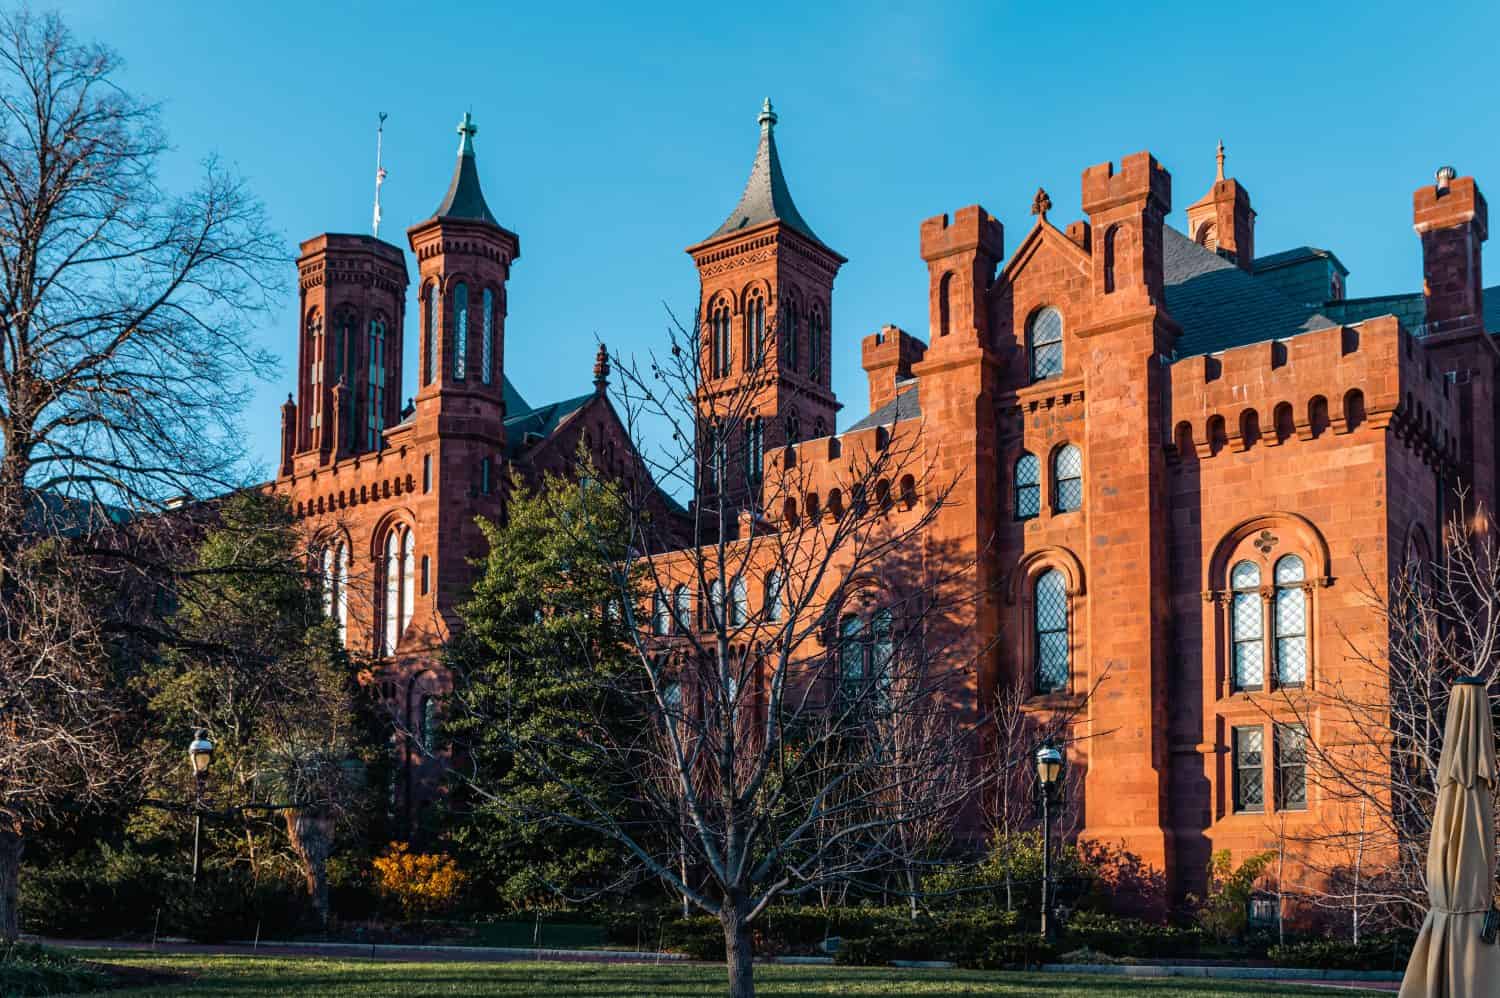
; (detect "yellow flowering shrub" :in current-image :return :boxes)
[371,842,465,919]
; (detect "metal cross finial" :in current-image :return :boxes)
[1216,139,1226,182]
[457,111,478,156]
[758,97,777,131]
[1031,187,1052,218]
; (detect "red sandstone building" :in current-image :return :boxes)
[273,103,1492,899]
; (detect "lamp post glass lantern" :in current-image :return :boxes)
[187,729,213,883]
[1035,740,1066,940]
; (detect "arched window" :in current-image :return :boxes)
[481,288,495,385]
[1034,569,1068,693]
[745,291,765,369]
[1230,560,1264,691]
[938,272,952,337]
[838,615,865,697]
[706,422,724,493]
[453,282,469,380]
[783,299,800,371]
[1102,225,1118,294]
[710,300,732,378]
[423,284,437,386]
[1274,555,1307,686]
[652,589,670,636]
[419,695,438,753]
[1053,445,1083,512]
[1032,306,1068,379]
[1196,221,1218,252]
[1014,452,1040,520]
[673,584,691,634]
[367,316,387,451]
[381,525,416,656]
[809,308,825,383]
[307,310,325,440]
[1028,307,1064,382]
[872,609,894,690]
[730,576,748,627]
[813,416,826,439]
[318,541,349,644]
[708,578,726,630]
[785,409,801,445]
[745,417,764,486]
[765,571,783,622]
[661,681,683,731]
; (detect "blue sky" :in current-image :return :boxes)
[58,0,1499,479]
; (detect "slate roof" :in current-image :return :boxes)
[845,387,922,433]
[1251,245,1349,277]
[503,392,596,458]
[1321,286,1500,335]
[702,100,834,253]
[1163,226,1337,357]
[431,120,498,226]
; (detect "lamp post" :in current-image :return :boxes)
[1034,739,1065,941]
[187,729,214,884]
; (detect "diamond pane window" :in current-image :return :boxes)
[1233,726,1265,812]
[1053,445,1083,513]
[1276,723,1308,810]
[1034,569,1069,693]
[1231,560,1264,691]
[1274,555,1308,686]
[1014,453,1040,520]
[652,590,670,635]
[1029,307,1064,381]
[839,615,866,696]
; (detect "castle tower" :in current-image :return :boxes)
[290,234,408,466]
[686,99,845,514]
[1185,141,1255,271]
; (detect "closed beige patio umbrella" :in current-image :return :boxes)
[1400,676,1500,997]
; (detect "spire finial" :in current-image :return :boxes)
[457,111,478,156]
[1215,139,1226,182]
[758,97,777,131]
[1031,187,1052,219]
[593,342,611,394]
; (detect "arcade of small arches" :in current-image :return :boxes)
[703,283,830,388]
[775,473,920,527]
[302,307,397,452]
[418,277,504,387]
[310,518,430,657]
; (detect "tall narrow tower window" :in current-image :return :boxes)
[424,284,437,386]
[745,291,765,369]
[383,529,400,655]
[1034,569,1069,693]
[453,282,469,380]
[401,529,416,632]
[809,308,825,383]
[783,299,799,371]
[709,300,732,378]
[481,288,494,385]
[367,316,386,451]
[938,272,952,337]
[306,310,325,440]
[745,417,764,486]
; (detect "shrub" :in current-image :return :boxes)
[1062,911,1203,958]
[1268,934,1412,971]
[371,842,465,920]
[0,942,111,996]
[657,916,723,960]
[1198,849,1275,942]
[959,935,1058,971]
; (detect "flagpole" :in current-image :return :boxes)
[373,112,388,238]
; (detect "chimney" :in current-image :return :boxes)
[1414,167,1487,340]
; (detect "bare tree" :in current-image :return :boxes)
[444,311,988,997]
[0,9,277,940]
[1254,499,1500,933]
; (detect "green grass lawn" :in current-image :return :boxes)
[60,952,1389,997]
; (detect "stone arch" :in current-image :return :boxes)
[1006,545,1087,604]
[1343,388,1366,433]
[1204,511,1332,596]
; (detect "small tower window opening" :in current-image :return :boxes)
[453,282,469,380]
[481,288,495,385]
[813,416,826,439]
[422,454,432,494]
[938,272,952,337]
[785,409,801,446]
[809,308,825,384]
[423,283,437,386]
[367,316,387,451]
[1230,560,1264,691]
[1196,221,1219,252]
[745,291,766,369]
[1014,452,1040,520]
[1028,307,1064,382]
[1034,568,1068,693]
[307,310,325,440]
[1273,555,1307,686]
[783,299,800,371]
[745,417,764,486]
[420,554,430,596]
[705,422,724,493]
[1052,444,1083,512]
[479,456,492,495]
[710,300,732,378]
[419,695,439,753]
[1102,225,1119,294]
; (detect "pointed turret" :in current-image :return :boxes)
[1186,139,1255,271]
[431,111,499,225]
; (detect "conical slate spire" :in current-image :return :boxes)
[432,111,498,225]
[704,98,825,246]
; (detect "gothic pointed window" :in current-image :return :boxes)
[453,282,469,380]
[706,422,724,493]
[306,310,324,440]
[1230,560,1264,691]
[334,542,348,643]
[652,589,670,636]
[424,284,437,386]
[1274,555,1307,686]
[367,316,387,451]
[1053,444,1083,512]
[709,300,732,378]
[765,570,783,622]
[809,307,825,384]
[673,584,692,634]
[481,288,495,385]
[783,299,800,371]
[839,615,866,698]
[745,417,764,486]
[785,409,801,446]
[381,524,416,656]
[872,609,894,693]
[1014,452,1040,520]
[1034,569,1069,693]
[708,578,726,630]
[401,529,416,632]
[1028,307,1064,382]
[745,291,766,370]
[730,576,748,627]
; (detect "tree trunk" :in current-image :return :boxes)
[720,892,755,998]
[0,825,22,943]
[283,808,334,927]
[906,866,920,921]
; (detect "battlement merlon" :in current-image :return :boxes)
[1081,152,1172,217]
[861,325,927,413]
[919,205,1004,263]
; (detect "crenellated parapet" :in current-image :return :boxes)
[762,420,925,528]
[1168,315,1458,471]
